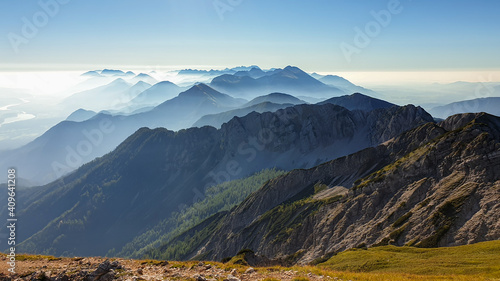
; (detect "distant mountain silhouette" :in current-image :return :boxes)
[0,84,245,185]
[193,102,293,128]
[147,83,246,128]
[128,73,158,85]
[193,93,306,128]
[234,67,267,79]
[66,109,97,122]
[178,66,260,76]
[309,72,324,79]
[319,93,395,111]
[81,71,102,77]
[129,81,184,107]
[243,92,306,107]
[319,75,379,96]
[62,79,151,112]
[428,97,500,118]
[101,69,126,76]
[210,66,344,98]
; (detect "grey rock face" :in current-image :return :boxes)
[217,103,433,174]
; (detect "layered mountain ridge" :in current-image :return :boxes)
[0,84,244,185]
[11,103,433,257]
[4,64,499,271]
[0,90,397,186]
[210,66,344,98]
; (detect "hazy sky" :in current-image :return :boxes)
[1,0,499,73]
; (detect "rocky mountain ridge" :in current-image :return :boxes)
[10,103,433,257]
[156,113,500,264]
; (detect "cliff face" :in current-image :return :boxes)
[174,113,500,264]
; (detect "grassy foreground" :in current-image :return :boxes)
[317,240,500,279]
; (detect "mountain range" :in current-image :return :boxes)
[0,84,248,185]
[128,73,158,85]
[193,93,306,128]
[0,65,382,152]
[66,109,97,122]
[314,74,380,97]
[319,92,395,111]
[428,97,500,118]
[0,80,385,186]
[11,102,433,257]
[148,113,500,264]
[61,79,152,112]
[177,65,261,76]
[128,81,184,108]
[210,66,345,99]
[2,65,499,269]
[193,92,396,130]
[234,67,268,79]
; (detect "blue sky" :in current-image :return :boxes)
[1,0,499,72]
